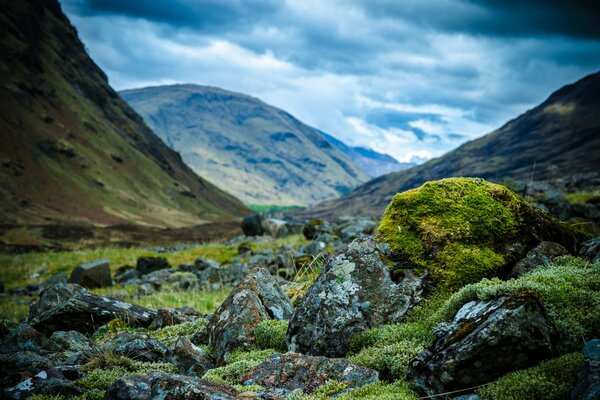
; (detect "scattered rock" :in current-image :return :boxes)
[509,241,570,277]
[195,257,220,271]
[242,352,379,394]
[571,339,600,400]
[68,258,112,289]
[104,371,238,400]
[242,214,266,236]
[137,282,156,296]
[0,324,47,354]
[303,219,329,240]
[4,367,85,400]
[580,236,600,263]
[114,265,139,284]
[28,283,156,334]
[9,273,67,297]
[209,268,293,363]
[338,219,377,243]
[287,237,422,357]
[198,263,249,290]
[112,333,168,363]
[149,307,202,329]
[409,293,557,397]
[44,330,91,353]
[167,336,214,376]
[136,256,170,275]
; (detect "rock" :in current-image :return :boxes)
[580,236,600,263]
[104,371,238,400]
[0,324,47,354]
[9,273,68,297]
[242,214,266,236]
[303,219,329,240]
[377,178,578,289]
[114,267,139,284]
[167,336,214,376]
[28,283,156,334]
[4,366,85,399]
[67,258,112,289]
[198,263,249,290]
[242,352,379,394]
[149,307,202,329]
[44,330,91,353]
[0,351,53,388]
[509,241,570,277]
[261,218,300,238]
[408,293,557,397]
[571,339,600,400]
[287,238,422,357]
[105,289,130,300]
[112,333,168,363]
[136,256,170,275]
[168,271,200,291]
[137,282,156,296]
[195,257,220,271]
[237,388,294,399]
[338,219,378,243]
[209,268,293,363]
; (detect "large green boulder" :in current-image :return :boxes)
[377,177,577,288]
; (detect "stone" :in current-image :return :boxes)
[114,267,139,284]
[242,352,379,394]
[44,330,91,353]
[338,219,378,243]
[408,294,557,397]
[198,263,248,290]
[9,273,68,297]
[0,324,47,354]
[167,336,215,376]
[209,268,293,363]
[580,236,600,263]
[28,283,156,334]
[4,366,85,399]
[136,256,170,275]
[0,351,53,388]
[302,219,330,240]
[149,307,202,329]
[137,282,156,296]
[67,258,112,289]
[509,241,570,277]
[287,237,422,357]
[571,339,600,400]
[195,257,220,271]
[242,214,266,236]
[104,371,238,400]
[112,333,168,363]
[261,218,299,238]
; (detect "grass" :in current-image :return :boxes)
[246,204,305,213]
[564,190,600,205]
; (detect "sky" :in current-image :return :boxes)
[60,0,600,163]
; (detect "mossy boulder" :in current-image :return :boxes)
[377,177,577,289]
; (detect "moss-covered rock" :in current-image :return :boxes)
[377,177,577,289]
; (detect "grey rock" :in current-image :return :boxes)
[338,219,378,243]
[408,294,557,397]
[580,236,600,263]
[149,307,202,329]
[136,256,170,275]
[194,257,220,271]
[68,258,112,289]
[167,336,214,376]
[137,282,156,296]
[113,333,168,363]
[4,367,85,400]
[9,273,68,297]
[44,330,91,353]
[242,352,379,394]
[0,324,47,354]
[0,351,53,388]
[104,371,238,400]
[571,339,600,400]
[28,283,156,334]
[209,268,293,364]
[114,268,139,284]
[198,263,248,290]
[242,214,265,236]
[287,237,422,357]
[509,241,570,277]
[303,219,330,240]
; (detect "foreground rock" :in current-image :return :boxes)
[209,268,293,363]
[167,336,214,377]
[104,371,238,399]
[111,333,168,362]
[287,238,422,357]
[509,241,569,277]
[242,352,379,395]
[571,339,600,400]
[409,293,557,396]
[4,366,85,399]
[68,258,112,289]
[28,283,156,334]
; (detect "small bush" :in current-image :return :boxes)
[254,319,288,352]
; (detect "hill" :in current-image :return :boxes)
[121,85,370,206]
[0,0,248,248]
[300,71,600,218]
[320,132,414,177]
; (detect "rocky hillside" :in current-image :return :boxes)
[320,132,413,178]
[0,0,247,231]
[121,85,370,206]
[1,179,598,399]
[302,71,600,217]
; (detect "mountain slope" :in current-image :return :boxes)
[121,85,369,206]
[320,132,414,177]
[302,71,600,218]
[0,0,248,228]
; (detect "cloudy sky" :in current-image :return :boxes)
[60,0,600,163]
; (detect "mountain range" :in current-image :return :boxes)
[300,71,600,218]
[0,0,247,231]
[121,85,383,206]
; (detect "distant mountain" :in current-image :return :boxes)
[0,0,248,229]
[320,132,414,178]
[300,71,600,218]
[121,85,370,206]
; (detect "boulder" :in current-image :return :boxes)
[114,265,139,284]
[9,273,67,297]
[338,219,378,243]
[241,352,379,394]
[104,371,238,400]
[580,236,600,263]
[44,330,91,353]
[4,367,85,400]
[194,257,220,271]
[261,218,301,238]
[67,258,112,289]
[242,214,266,236]
[287,238,422,357]
[28,283,156,334]
[0,351,53,388]
[149,307,202,329]
[136,256,170,275]
[0,324,47,354]
[509,241,569,277]
[571,339,600,400]
[198,263,248,290]
[167,336,214,377]
[112,333,168,363]
[408,293,557,397]
[302,219,330,240]
[208,268,293,364]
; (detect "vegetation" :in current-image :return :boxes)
[247,204,304,213]
[254,320,289,352]
[203,349,277,385]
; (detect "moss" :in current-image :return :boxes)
[150,317,209,346]
[254,320,288,352]
[377,178,528,289]
[478,352,584,400]
[78,367,130,390]
[202,349,277,385]
[329,381,418,400]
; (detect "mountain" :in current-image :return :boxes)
[0,0,248,230]
[121,85,370,206]
[320,132,414,177]
[301,71,600,218]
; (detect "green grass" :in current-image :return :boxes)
[246,204,305,213]
[564,190,600,205]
